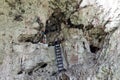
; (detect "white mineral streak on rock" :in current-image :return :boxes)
[80,0,96,7]
[96,0,120,32]
[80,0,120,32]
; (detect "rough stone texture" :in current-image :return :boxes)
[0,0,120,80]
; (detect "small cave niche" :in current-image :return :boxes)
[14,14,23,21]
[44,8,65,34]
[28,71,33,75]
[36,62,48,69]
[90,44,100,53]
[17,70,23,75]
[40,63,48,68]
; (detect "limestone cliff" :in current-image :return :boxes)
[0,0,120,80]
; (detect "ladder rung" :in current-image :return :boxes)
[57,58,62,60]
[55,52,61,53]
[55,53,61,55]
[55,52,61,55]
[57,59,63,62]
[55,44,60,47]
[55,52,61,54]
[56,52,61,54]
[57,58,63,61]
[58,64,63,67]
[55,54,62,56]
[55,46,60,49]
[56,58,62,61]
[57,62,63,64]
[57,62,63,65]
[57,61,63,64]
[56,56,62,58]
[57,60,63,63]
[57,56,62,59]
[56,50,61,52]
[55,48,60,50]
[56,51,60,53]
[57,57,62,59]
[55,51,61,53]
[55,49,61,51]
[58,67,63,69]
[58,67,63,71]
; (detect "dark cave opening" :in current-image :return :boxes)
[28,71,33,75]
[90,44,100,53]
[17,70,23,75]
[40,63,48,68]
[14,15,23,21]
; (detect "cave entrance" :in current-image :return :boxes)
[90,44,100,53]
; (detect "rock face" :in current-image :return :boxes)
[0,0,120,80]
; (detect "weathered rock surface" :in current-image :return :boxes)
[0,0,120,80]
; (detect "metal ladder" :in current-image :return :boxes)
[54,42,64,72]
